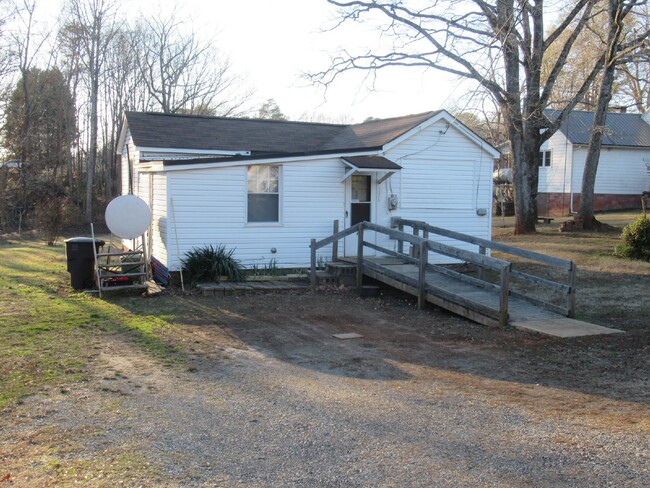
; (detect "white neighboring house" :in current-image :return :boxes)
[116,110,499,271]
[538,109,650,216]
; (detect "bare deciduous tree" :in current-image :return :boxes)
[312,0,619,234]
[578,0,650,229]
[0,0,18,102]
[616,3,650,112]
[62,0,119,222]
[131,12,251,116]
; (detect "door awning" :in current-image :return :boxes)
[341,156,401,183]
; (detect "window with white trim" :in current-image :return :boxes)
[539,150,551,167]
[247,165,280,223]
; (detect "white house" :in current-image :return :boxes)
[538,109,650,216]
[116,110,499,271]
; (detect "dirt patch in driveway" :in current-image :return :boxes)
[2,289,649,486]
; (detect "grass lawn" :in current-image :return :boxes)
[491,211,650,330]
[0,236,183,410]
[1,211,648,410]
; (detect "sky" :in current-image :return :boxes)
[39,0,470,123]
[191,0,466,122]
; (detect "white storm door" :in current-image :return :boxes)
[344,174,376,256]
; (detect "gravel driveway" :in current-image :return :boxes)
[3,291,649,486]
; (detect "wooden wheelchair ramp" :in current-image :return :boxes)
[344,256,622,337]
[311,220,623,338]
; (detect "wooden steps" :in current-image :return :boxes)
[309,261,357,287]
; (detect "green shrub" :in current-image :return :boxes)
[614,215,650,261]
[181,244,244,285]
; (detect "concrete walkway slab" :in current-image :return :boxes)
[513,318,624,338]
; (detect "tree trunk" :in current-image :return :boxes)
[84,74,99,223]
[578,0,624,230]
[511,134,540,234]
[500,0,539,235]
[577,68,615,229]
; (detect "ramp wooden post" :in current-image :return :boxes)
[567,262,576,318]
[332,220,339,262]
[411,226,420,257]
[478,246,486,281]
[310,239,317,292]
[418,240,428,310]
[397,222,404,254]
[499,264,511,326]
[356,224,364,290]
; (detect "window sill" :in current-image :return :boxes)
[245,222,284,228]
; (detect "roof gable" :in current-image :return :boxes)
[545,110,650,147]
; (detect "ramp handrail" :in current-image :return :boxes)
[394,218,576,318]
[310,220,512,326]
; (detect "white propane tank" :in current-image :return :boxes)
[493,168,513,184]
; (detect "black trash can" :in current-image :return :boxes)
[64,237,105,290]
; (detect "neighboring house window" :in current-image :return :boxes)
[539,150,551,167]
[247,165,280,222]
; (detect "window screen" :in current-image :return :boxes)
[247,165,280,222]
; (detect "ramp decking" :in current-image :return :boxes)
[343,256,622,337]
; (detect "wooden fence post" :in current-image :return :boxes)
[310,239,317,292]
[332,219,339,262]
[356,224,364,290]
[418,240,428,310]
[499,264,510,327]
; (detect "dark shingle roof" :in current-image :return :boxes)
[545,110,650,147]
[124,110,438,155]
[320,112,440,150]
[342,156,402,170]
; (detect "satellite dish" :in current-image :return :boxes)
[105,195,151,239]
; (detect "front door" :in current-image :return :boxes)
[344,174,375,256]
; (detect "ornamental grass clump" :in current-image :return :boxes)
[614,215,650,261]
[182,244,244,285]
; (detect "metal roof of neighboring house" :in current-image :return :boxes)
[545,109,650,147]
[124,110,440,155]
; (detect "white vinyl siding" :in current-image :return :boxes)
[538,131,650,196]
[164,159,344,270]
[380,120,494,263]
[538,132,573,193]
[571,147,650,195]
